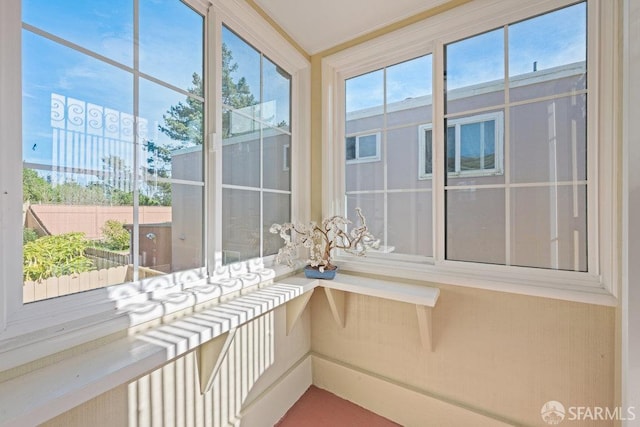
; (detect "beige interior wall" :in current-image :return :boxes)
[310,284,615,426]
[41,305,312,427]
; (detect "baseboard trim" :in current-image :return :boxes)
[311,352,519,426]
[239,352,312,425]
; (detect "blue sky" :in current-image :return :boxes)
[346,2,586,112]
[22,0,203,168]
[22,2,290,172]
[222,25,292,128]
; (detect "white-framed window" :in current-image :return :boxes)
[220,25,292,263]
[18,0,207,304]
[346,132,381,163]
[343,54,434,259]
[323,0,619,304]
[419,111,504,179]
[0,0,310,371]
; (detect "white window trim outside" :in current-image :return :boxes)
[283,143,291,171]
[418,111,504,180]
[345,132,381,164]
[0,0,310,372]
[322,0,619,306]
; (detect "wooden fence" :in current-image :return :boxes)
[85,247,132,269]
[23,264,164,303]
[23,265,128,303]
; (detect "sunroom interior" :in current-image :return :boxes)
[0,0,639,426]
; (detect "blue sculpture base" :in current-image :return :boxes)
[303,265,337,280]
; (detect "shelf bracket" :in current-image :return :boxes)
[324,287,347,328]
[415,305,434,351]
[286,290,314,335]
[196,328,237,394]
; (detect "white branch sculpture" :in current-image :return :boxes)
[270,207,380,272]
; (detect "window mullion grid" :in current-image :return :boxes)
[433,41,445,263]
[503,24,511,267]
[132,0,141,281]
[382,68,389,250]
[259,54,266,259]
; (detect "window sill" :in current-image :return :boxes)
[0,260,298,374]
[334,257,617,307]
[0,270,441,425]
[0,266,314,426]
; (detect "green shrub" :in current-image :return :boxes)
[101,219,130,251]
[23,228,39,245]
[23,232,93,281]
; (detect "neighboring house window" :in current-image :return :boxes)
[20,0,205,303]
[346,133,380,163]
[327,0,617,301]
[221,26,292,263]
[419,112,504,179]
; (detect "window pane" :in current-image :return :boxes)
[222,113,261,188]
[509,3,586,102]
[445,28,504,115]
[139,0,203,92]
[22,32,136,299]
[345,56,434,260]
[222,188,260,264]
[388,192,432,257]
[222,26,260,110]
[358,134,378,158]
[346,194,385,248]
[388,127,431,190]
[263,129,291,191]
[460,122,482,171]
[386,55,432,128]
[345,155,384,191]
[140,78,204,183]
[21,0,205,303]
[510,95,586,184]
[263,192,291,257]
[346,70,384,134]
[23,0,133,66]
[263,57,291,131]
[446,188,506,264]
[170,184,203,271]
[483,121,496,169]
[510,185,587,271]
[221,28,291,262]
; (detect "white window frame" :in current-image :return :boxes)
[345,132,381,163]
[0,0,310,372]
[322,0,619,305]
[418,123,434,179]
[419,111,504,180]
